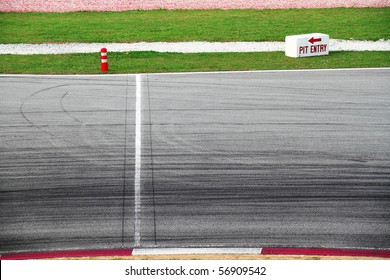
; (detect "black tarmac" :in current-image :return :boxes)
[1,69,389,253]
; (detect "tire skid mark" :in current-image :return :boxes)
[60,91,83,124]
[60,90,117,138]
[19,84,121,165]
[19,84,69,140]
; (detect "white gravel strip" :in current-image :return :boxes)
[0,42,283,54]
[1,40,389,55]
[329,39,390,51]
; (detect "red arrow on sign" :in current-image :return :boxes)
[308,37,322,44]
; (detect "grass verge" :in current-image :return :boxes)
[0,8,389,43]
[0,51,389,74]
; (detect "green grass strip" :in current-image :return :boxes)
[1,51,389,74]
[1,8,389,43]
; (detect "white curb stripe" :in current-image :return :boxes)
[132,248,262,255]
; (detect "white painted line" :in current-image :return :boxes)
[134,74,142,247]
[1,68,389,78]
[132,248,262,255]
[142,67,390,76]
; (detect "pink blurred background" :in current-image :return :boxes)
[1,0,389,12]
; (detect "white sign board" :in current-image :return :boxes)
[285,33,329,58]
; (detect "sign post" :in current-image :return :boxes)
[285,33,329,58]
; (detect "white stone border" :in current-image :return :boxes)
[1,40,389,55]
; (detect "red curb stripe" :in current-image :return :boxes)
[261,248,390,258]
[1,249,133,260]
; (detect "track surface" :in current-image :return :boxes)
[1,69,389,254]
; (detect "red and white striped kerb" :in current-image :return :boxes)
[100,48,108,72]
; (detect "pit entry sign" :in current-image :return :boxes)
[285,33,329,58]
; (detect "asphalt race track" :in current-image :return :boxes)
[1,69,389,254]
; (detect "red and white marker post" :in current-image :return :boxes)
[100,48,108,72]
